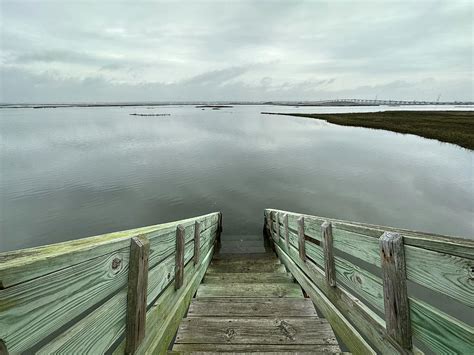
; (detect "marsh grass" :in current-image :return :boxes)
[262,111,474,150]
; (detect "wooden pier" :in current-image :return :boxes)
[0,209,472,354]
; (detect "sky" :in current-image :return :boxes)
[0,0,472,103]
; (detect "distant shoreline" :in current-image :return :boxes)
[262,111,474,150]
[1,100,473,109]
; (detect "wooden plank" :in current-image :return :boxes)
[125,236,150,354]
[297,216,306,261]
[193,221,200,266]
[0,212,219,288]
[174,317,338,345]
[212,252,275,260]
[118,245,217,355]
[210,258,279,267]
[306,241,473,354]
[171,343,342,352]
[0,247,131,353]
[380,232,412,350]
[271,210,474,308]
[276,212,281,241]
[188,298,317,317]
[283,213,290,251]
[272,226,418,354]
[322,221,336,287]
[410,297,474,354]
[266,208,474,259]
[175,225,185,290]
[196,283,304,298]
[38,229,217,354]
[274,243,376,355]
[204,272,293,284]
[207,262,285,273]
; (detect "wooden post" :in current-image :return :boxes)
[270,211,275,238]
[194,221,200,266]
[125,235,150,354]
[297,216,306,261]
[379,232,412,350]
[0,339,8,355]
[175,225,185,290]
[322,221,336,287]
[266,212,272,238]
[283,213,289,251]
[276,212,281,241]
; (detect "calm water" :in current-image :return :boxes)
[0,105,472,252]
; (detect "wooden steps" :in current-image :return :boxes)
[172,252,342,353]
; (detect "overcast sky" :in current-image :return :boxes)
[0,0,472,103]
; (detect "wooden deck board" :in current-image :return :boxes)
[188,298,318,317]
[171,343,343,352]
[174,317,339,345]
[207,263,286,273]
[203,272,293,284]
[196,283,304,298]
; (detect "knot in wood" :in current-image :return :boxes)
[469,266,474,280]
[277,320,296,340]
[111,257,122,271]
[224,328,235,340]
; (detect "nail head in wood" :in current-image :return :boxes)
[379,231,412,350]
[194,221,201,266]
[125,235,150,354]
[175,225,185,290]
[322,221,336,287]
[297,216,306,261]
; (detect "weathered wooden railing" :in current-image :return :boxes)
[264,209,473,354]
[0,212,222,354]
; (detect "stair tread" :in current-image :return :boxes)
[207,263,286,274]
[204,272,293,284]
[196,282,304,298]
[173,317,339,346]
[188,298,318,317]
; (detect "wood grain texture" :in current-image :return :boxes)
[187,298,318,317]
[171,343,343,352]
[283,213,290,251]
[37,227,217,354]
[125,236,149,354]
[193,221,200,266]
[380,232,412,350]
[269,209,473,307]
[297,216,306,262]
[273,243,376,355]
[196,283,304,298]
[270,214,421,354]
[0,212,219,288]
[207,262,285,273]
[175,225,185,290]
[266,208,473,259]
[126,245,216,355]
[174,317,338,345]
[0,248,131,353]
[203,272,292,284]
[276,212,281,241]
[322,221,336,287]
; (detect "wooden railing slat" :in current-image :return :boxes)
[125,236,150,354]
[380,232,412,349]
[193,221,201,266]
[322,222,336,287]
[297,216,306,262]
[175,225,185,290]
[37,225,217,354]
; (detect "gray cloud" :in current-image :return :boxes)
[0,0,472,102]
